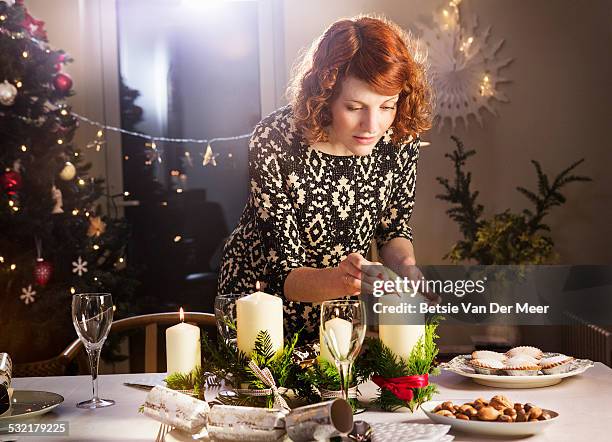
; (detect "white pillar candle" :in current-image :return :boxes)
[166,309,201,374]
[320,317,353,363]
[236,290,283,356]
[378,292,425,360]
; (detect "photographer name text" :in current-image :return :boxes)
[373,302,550,315]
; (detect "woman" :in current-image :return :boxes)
[218,15,432,341]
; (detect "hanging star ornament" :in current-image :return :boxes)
[416,0,513,130]
[87,216,106,237]
[202,144,218,166]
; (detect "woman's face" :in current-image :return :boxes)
[328,76,399,156]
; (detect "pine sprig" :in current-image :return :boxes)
[355,317,441,412]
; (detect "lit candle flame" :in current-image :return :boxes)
[255,281,261,291]
[179,307,185,322]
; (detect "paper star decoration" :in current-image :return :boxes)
[72,256,88,276]
[20,285,37,305]
[87,216,106,237]
[416,0,512,130]
[202,144,218,166]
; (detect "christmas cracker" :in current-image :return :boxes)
[143,385,209,434]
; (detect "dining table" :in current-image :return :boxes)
[1,362,611,441]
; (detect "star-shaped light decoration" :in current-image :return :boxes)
[72,256,88,276]
[20,285,37,305]
[416,0,512,130]
[202,144,218,166]
[87,216,106,237]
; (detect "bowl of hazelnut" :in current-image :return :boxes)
[422,395,558,436]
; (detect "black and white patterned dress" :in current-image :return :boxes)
[217,105,419,342]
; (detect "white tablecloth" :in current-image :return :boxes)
[2,363,611,441]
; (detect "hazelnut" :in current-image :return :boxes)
[539,411,552,421]
[477,406,500,421]
[459,404,478,417]
[474,402,485,410]
[489,395,514,411]
[524,402,535,412]
[498,414,513,423]
[516,410,528,422]
[435,410,455,418]
[433,405,442,412]
[528,406,543,420]
[529,418,539,422]
[504,408,517,419]
[441,401,455,412]
[514,403,524,412]
[456,413,470,420]
[453,405,461,413]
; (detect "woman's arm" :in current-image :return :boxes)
[284,253,380,303]
[379,237,416,275]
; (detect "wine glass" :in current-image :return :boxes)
[72,293,115,409]
[320,299,367,402]
[214,294,242,344]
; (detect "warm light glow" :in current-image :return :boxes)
[0,15,6,22]
[124,155,129,160]
[173,235,182,242]
[96,130,103,138]
[20,145,27,152]
[161,201,168,206]
[70,287,76,294]
[228,153,233,158]
[57,139,63,145]
[22,51,28,58]
[94,277,98,281]
[60,109,68,116]
[176,188,183,193]
[74,152,79,157]
[16,81,22,88]
[179,307,185,322]
[85,211,90,217]
[95,144,102,152]
[93,244,100,250]
[119,257,124,263]
[123,191,130,197]
[8,200,14,207]
[0,256,3,263]
[78,179,85,186]
[10,264,16,270]
[12,206,18,212]
[72,209,79,215]
[170,170,180,176]
[256,281,261,291]
[113,305,117,312]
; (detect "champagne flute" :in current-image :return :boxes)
[214,294,242,345]
[72,293,115,409]
[320,299,367,402]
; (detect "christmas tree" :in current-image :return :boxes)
[0,0,139,363]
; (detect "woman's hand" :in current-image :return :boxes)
[337,252,383,295]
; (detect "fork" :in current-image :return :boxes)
[155,423,172,442]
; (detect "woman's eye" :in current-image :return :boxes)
[382,106,396,110]
[347,107,362,111]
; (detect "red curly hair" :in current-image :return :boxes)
[288,15,433,145]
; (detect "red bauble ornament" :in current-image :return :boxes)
[34,258,53,287]
[53,73,73,93]
[1,170,22,196]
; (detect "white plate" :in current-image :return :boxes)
[0,390,64,421]
[422,400,558,437]
[441,355,594,388]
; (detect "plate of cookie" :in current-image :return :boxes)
[422,395,558,436]
[441,346,594,388]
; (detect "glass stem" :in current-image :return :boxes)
[335,360,351,402]
[87,347,101,401]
